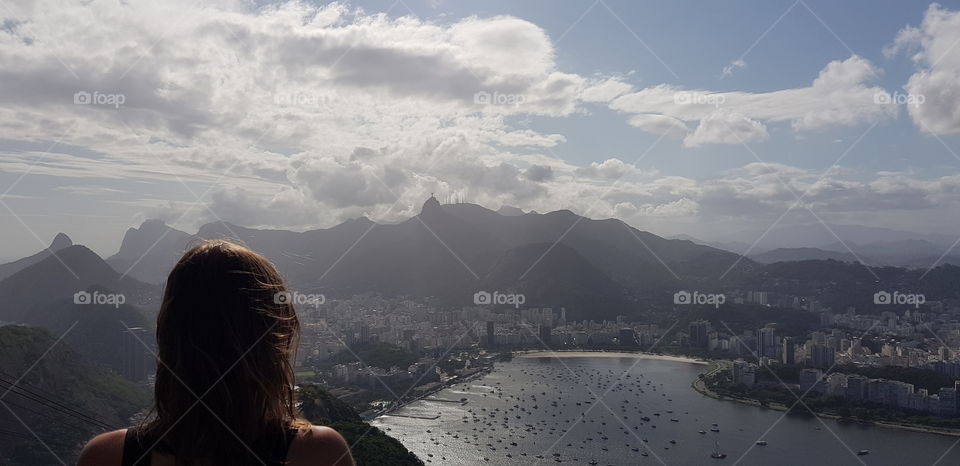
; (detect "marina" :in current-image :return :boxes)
[372,355,960,465]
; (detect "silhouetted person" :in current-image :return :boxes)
[78,240,354,466]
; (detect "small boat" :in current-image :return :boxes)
[698,430,707,435]
[857,450,870,456]
[711,440,727,459]
[756,440,767,446]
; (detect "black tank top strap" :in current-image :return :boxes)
[277,427,300,465]
[121,427,152,466]
[120,426,299,465]
[252,426,302,465]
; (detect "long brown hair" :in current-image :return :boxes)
[141,239,309,464]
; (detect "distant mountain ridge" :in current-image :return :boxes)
[0,232,73,281]
[3,198,960,325]
[107,219,193,285]
[677,228,960,269]
[744,241,960,268]
[749,247,864,264]
[103,197,754,319]
[723,223,956,251]
[0,245,154,322]
[0,245,157,376]
[820,239,960,269]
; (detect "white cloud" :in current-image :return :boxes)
[626,114,688,139]
[682,111,768,147]
[616,198,699,218]
[518,161,960,241]
[580,76,634,103]
[0,0,958,252]
[721,59,746,78]
[574,158,645,181]
[0,0,630,231]
[610,56,897,143]
[887,4,960,135]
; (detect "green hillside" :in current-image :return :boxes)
[298,384,424,466]
[0,326,420,465]
[0,325,150,465]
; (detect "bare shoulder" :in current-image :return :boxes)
[77,429,127,466]
[287,425,355,466]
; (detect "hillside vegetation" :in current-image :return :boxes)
[0,325,150,465]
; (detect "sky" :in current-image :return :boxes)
[1,0,960,260]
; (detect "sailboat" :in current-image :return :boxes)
[711,440,727,459]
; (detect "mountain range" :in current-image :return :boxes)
[748,247,862,264]
[2,196,958,330]
[675,223,960,268]
[0,239,157,376]
[96,197,758,319]
[745,240,959,269]
[0,232,73,281]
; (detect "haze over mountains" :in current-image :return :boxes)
[100,197,759,317]
[674,223,959,269]
[1,196,957,330]
[0,240,157,376]
[0,232,73,281]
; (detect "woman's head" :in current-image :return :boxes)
[144,239,306,462]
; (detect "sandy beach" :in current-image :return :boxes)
[515,350,709,365]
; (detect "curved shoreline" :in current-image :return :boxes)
[690,362,960,438]
[515,349,709,365]
[379,351,960,439]
[370,366,493,421]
